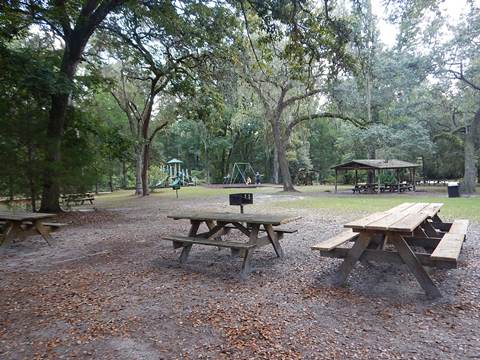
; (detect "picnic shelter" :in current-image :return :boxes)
[332,159,420,193]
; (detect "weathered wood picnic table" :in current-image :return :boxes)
[0,212,65,247]
[61,193,95,207]
[162,211,300,277]
[312,203,469,298]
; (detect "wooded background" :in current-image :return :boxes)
[0,0,478,212]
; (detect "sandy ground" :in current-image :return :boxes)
[0,191,479,359]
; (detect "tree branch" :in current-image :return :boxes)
[282,88,323,108]
[447,66,480,91]
[148,121,170,143]
[287,112,366,135]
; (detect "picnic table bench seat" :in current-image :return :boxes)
[311,229,359,251]
[37,222,68,232]
[222,224,298,235]
[431,219,469,262]
[162,235,256,250]
[21,221,68,230]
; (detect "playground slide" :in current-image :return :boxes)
[171,178,181,188]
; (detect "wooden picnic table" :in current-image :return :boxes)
[312,203,469,298]
[162,211,300,277]
[61,193,95,207]
[0,212,58,247]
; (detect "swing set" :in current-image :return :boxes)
[224,162,257,187]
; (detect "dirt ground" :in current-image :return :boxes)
[1,190,479,359]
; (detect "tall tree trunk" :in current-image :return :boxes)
[27,144,36,212]
[8,175,14,201]
[220,148,226,177]
[40,93,70,212]
[122,161,128,189]
[141,143,150,196]
[463,108,480,193]
[204,140,210,184]
[135,146,143,195]
[463,132,476,193]
[272,119,295,191]
[273,147,279,184]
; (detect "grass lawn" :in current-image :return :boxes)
[274,193,480,222]
[2,185,478,222]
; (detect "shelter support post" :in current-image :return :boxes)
[335,169,338,193]
[397,169,400,192]
[412,167,416,191]
[377,169,380,193]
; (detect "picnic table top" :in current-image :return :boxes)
[61,193,94,197]
[0,212,56,221]
[344,202,443,233]
[168,211,300,225]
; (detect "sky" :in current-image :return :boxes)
[371,0,471,47]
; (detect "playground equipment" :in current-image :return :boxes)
[171,177,181,198]
[229,162,257,185]
[153,159,196,189]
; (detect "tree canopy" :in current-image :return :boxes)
[0,0,478,208]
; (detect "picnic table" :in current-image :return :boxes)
[352,183,378,193]
[312,203,468,298]
[162,211,299,277]
[0,212,66,247]
[380,183,413,193]
[61,193,94,207]
[353,183,413,194]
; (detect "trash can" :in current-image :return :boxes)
[447,182,460,198]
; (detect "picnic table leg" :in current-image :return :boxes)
[264,224,284,258]
[179,220,201,264]
[390,234,441,299]
[240,224,259,278]
[205,219,225,252]
[422,221,440,238]
[1,222,19,247]
[34,220,53,246]
[332,232,371,286]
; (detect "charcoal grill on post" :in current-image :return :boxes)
[229,193,253,213]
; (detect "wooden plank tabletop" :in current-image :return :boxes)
[168,211,300,226]
[0,212,56,221]
[344,202,443,232]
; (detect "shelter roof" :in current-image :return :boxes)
[332,159,420,170]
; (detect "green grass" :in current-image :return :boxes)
[3,185,478,223]
[92,186,281,205]
[274,195,480,222]
[148,186,280,198]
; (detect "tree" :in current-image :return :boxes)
[0,0,127,211]
[102,1,237,194]
[443,5,480,192]
[238,1,364,191]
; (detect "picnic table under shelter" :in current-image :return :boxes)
[331,159,420,193]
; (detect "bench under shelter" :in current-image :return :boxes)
[331,159,420,194]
